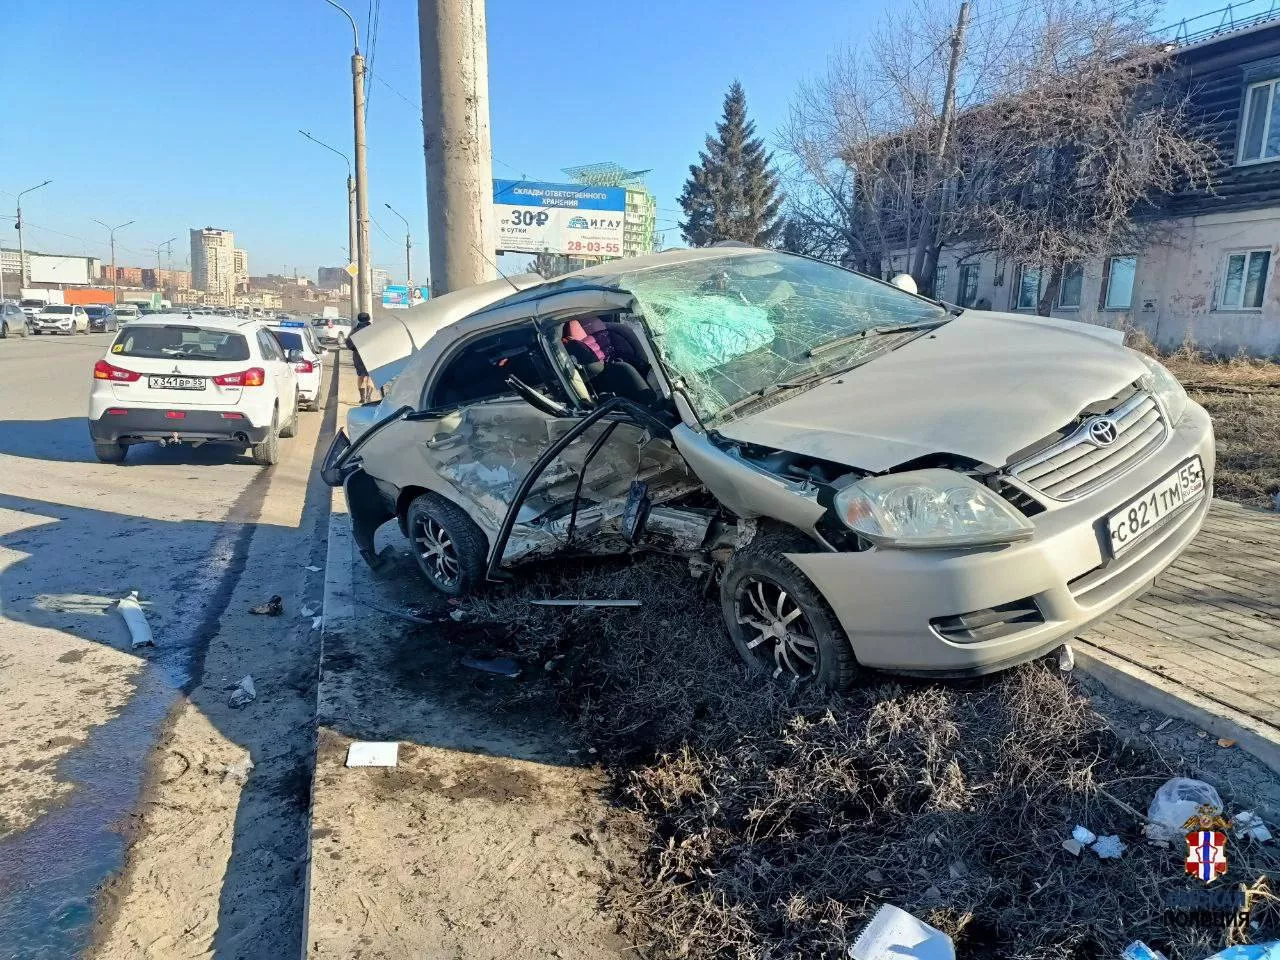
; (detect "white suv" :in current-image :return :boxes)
[34,304,89,335]
[88,314,299,465]
[268,319,326,410]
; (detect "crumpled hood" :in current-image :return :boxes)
[714,311,1143,472]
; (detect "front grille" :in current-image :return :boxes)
[994,479,1046,517]
[931,598,1045,644]
[1006,383,1166,501]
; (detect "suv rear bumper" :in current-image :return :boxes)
[89,409,271,445]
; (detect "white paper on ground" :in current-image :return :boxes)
[850,903,955,960]
[346,741,399,767]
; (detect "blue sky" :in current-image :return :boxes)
[2,0,1218,282]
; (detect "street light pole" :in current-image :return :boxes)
[154,236,177,300]
[299,129,359,320]
[384,202,412,291]
[16,180,52,288]
[323,0,372,317]
[93,219,135,304]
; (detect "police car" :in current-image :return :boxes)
[88,313,300,465]
[268,318,326,410]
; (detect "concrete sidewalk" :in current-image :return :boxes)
[1077,498,1280,771]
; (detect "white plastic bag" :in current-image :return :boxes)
[1145,778,1223,842]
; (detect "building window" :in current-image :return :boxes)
[957,263,979,307]
[933,264,948,299]
[1013,264,1041,310]
[1057,264,1084,308]
[1103,256,1137,309]
[1218,250,1271,309]
[1239,78,1280,164]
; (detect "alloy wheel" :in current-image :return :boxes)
[413,515,460,587]
[734,575,819,679]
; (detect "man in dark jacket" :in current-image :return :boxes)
[350,312,376,403]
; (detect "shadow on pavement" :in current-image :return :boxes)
[0,417,260,466]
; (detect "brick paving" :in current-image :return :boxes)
[1078,498,1280,730]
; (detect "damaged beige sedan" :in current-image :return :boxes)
[322,246,1214,689]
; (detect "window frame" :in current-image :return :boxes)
[1215,248,1272,311]
[933,263,949,300]
[1057,263,1084,310]
[1012,264,1042,311]
[1101,256,1138,311]
[422,319,569,412]
[956,262,980,308]
[1237,77,1280,166]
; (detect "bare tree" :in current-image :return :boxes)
[780,0,1216,307]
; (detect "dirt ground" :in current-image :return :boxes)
[306,540,632,960]
[85,366,339,960]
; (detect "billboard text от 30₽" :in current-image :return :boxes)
[493,179,626,257]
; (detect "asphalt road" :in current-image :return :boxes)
[0,330,337,957]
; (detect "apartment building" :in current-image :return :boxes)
[190,227,236,306]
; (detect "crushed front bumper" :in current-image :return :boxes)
[787,402,1216,675]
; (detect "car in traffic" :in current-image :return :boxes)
[311,315,352,346]
[321,246,1215,689]
[88,313,300,465]
[85,305,120,333]
[268,318,326,410]
[18,298,48,321]
[113,304,142,324]
[1,301,30,337]
[33,303,90,335]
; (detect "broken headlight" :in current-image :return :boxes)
[1137,353,1188,425]
[833,469,1034,549]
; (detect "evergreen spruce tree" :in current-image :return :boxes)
[679,81,783,247]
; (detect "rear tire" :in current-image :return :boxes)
[251,409,281,465]
[93,441,127,464]
[405,492,489,597]
[279,394,299,438]
[720,529,862,691]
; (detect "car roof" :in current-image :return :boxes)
[118,312,268,331]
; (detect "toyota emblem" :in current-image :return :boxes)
[1087,417,1119,446]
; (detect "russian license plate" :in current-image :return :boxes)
[148,375,205,390]
[1106,457,1205,556]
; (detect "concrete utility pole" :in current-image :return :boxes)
[418,0,496,295]
[323,0,373,317]
[384,202,413,290]
[935,1,970,165]
[16,180,52,288]
[299,129,359,319]
[154,236,177,298]
[93,218,135,305]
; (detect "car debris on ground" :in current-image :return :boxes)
[249,595,283,616]
[851,903,954,960]
[116,590,154,648]
[529,598,642,608]
[227,675,256,709]
[460,655,521,678]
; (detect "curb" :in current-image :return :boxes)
[1074,641,1280,777]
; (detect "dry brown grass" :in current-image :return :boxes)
[1123,330,1280,510]
[459,558,1280,960]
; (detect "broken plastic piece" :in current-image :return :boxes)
[304,565,321,572]
[345,741,399,767]
[250,595,283,616]
[1232,811,1273,843]
[1199,943,1280,960]
[529,599,642,608]
[1145,778,1224,842]
[116,590,154,649]
[300,602,318,617]
[223,754,254,784]
[1057,643,1075,672]
[1071,825,1097,846]
[228,675,256,708]
[460,655,521,678]
[312,616,323,631]
[1061,838,1083,856]
[1091,835,1126,859]
[1122,942,1170,960]
[850,903,955,960]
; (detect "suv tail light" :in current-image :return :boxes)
[294,360,314,373]
[212,367,266,387]
[94,359,141,382]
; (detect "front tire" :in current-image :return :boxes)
[720,529,861,691]
[250,409,281,465]
[405,492,488,597]
[93,440,128,464]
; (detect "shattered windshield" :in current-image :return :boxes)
[620,252,948,422]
